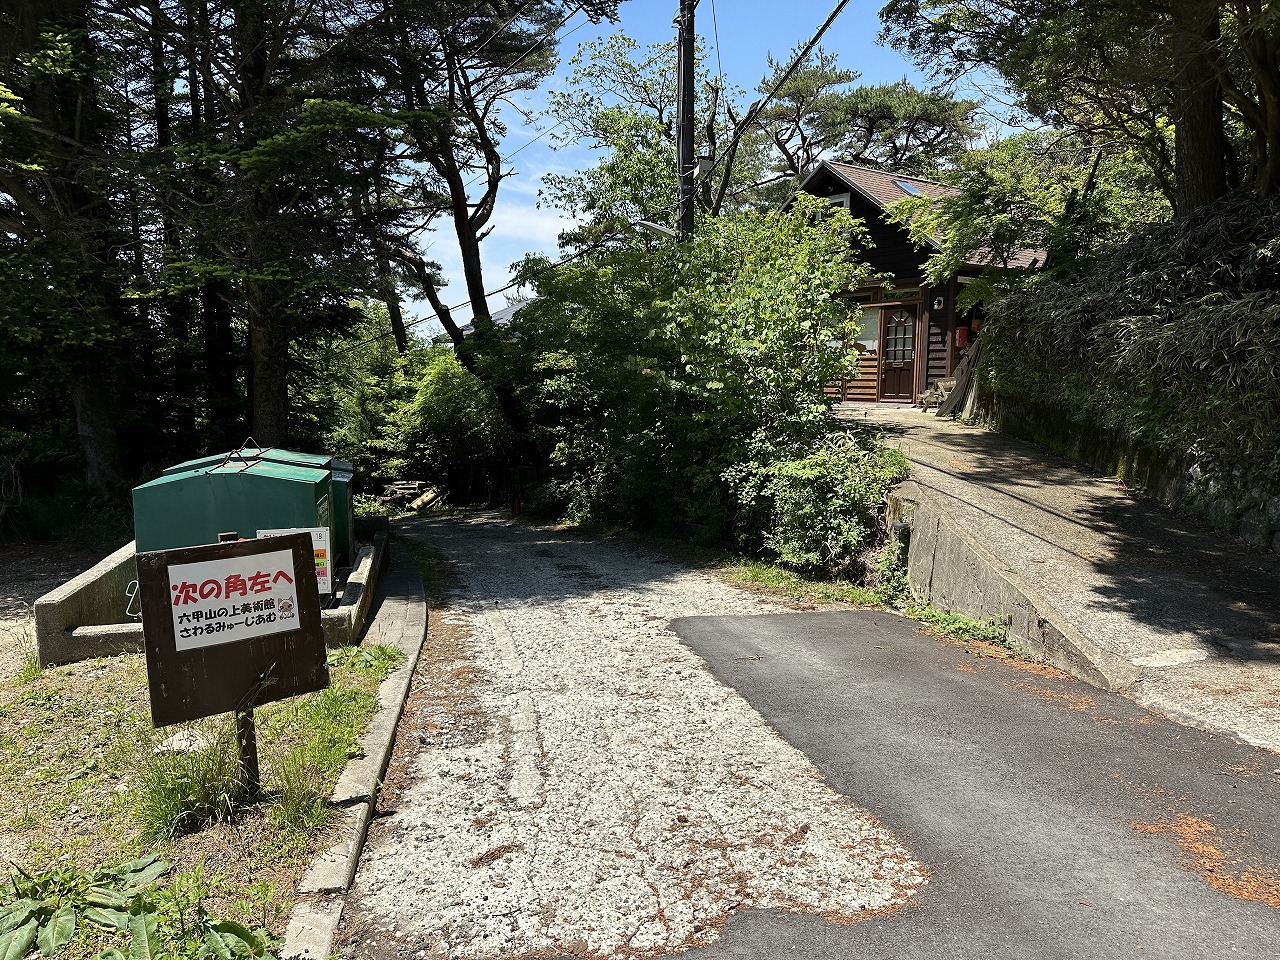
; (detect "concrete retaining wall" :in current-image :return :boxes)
[974,391,1280,554]
[321,532,389,647]
[35,532,390,666]
[889,484,1139,692]
[35,542,141,666]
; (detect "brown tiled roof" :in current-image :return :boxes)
[825,162,957,206]
[809,161,1044,271]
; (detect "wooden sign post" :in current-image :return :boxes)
[136,532,329,797]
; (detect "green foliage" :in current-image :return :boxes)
[981,190,1280,498]
[880,0,1280,202]
[732,432,910,578]
[0,853,170,959]
[912,606,1010,647]
[131,673,385,843]
[890,131,1170,305]
[388,350,511,498]
[502,196,908,575]
[722,559,881,606]
[0,855,277,960]
[131,727,242,844]
[756,48,981,183]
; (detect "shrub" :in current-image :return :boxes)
[734,430,910,578]
[982,191,1280,499]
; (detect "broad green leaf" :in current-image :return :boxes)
[0,918,38,960]
[121,862,169,890]
[114,854,160,877]
[94,951,127,960]
[85,887,129,909]
[126,912,159,960]
[0,902,37,934]
[36,906,74,956]
[207,920,265,957]
[83,907,130,931]
[200,929,239,960]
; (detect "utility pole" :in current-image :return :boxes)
[676,0,698,241]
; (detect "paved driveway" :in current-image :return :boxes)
[674,610,1280,959]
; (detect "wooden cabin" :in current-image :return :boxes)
[796,161,1040,404]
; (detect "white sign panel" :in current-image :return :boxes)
[257,526,331,594]
[169,548,301,651]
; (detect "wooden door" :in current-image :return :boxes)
[879,306,917,401]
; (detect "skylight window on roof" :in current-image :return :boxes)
[895,179,923,196]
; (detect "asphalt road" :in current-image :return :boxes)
[668,611,1280,960]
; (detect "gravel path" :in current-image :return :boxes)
[341,514,927,960]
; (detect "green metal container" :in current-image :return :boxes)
[162,448,355,565]
[134,461,334,554]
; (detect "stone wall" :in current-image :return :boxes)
[974,390,1280,554]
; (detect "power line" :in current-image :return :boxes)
[332,193,684,358]
[709,0,726,96]
[340,1,858,356]
[703,0,852,186]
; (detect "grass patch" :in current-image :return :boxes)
[720,558,881,606]
[908,605,1011,647]
[0,641,403,955]
[714,543,1018,655]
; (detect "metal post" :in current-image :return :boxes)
[236,709,261,797]
[676,0,698,241]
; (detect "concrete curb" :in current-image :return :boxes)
[281,543,428,959]
[891,485,1141,693]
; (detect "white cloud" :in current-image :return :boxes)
[486,199,578,250]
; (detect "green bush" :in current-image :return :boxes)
[734,431,909,578]
[507,197,873,540]
[387,349,511,502]
[982,191,1280,499]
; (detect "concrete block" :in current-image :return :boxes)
[900,493,1138,692]
[321,531,389,648]
[35,542,137,667]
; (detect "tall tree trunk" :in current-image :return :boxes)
[1171,1,1228,215]
[379,256,409,353]
[246,284,290,446]
[202,278,242,447]
[69,373,125,492]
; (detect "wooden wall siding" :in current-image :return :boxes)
[926,316,949,387]
[805,173,932,280]
[823,350,880,402]
[850,350,880,401]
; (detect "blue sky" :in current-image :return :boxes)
[414,0,943,334]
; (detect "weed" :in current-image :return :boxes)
[717,544,1016,654]
[0,604,39,683]
[16,652,41,685]
[724,558,880,606]
[327,644,405,675]
[352,493,393,519]
[131,722,243,844]
[906,605,1013,648]
[0,852,170,958]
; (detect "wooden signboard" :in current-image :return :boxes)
[136,533,329,728]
